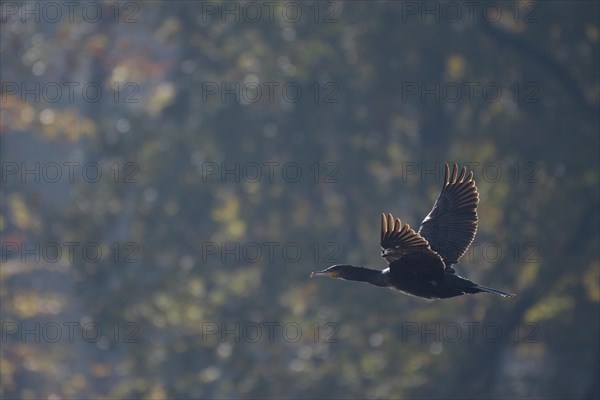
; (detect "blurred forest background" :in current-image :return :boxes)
[1,1,599,399]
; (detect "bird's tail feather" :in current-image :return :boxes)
[472,284,515,298]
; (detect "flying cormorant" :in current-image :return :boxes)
[310,163,514,299]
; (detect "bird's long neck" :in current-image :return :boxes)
[340,266,389,287]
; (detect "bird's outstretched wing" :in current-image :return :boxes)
[418,163,479,266]
[380,213,445,279]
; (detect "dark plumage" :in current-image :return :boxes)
[311,163,514,299]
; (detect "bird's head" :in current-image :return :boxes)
[311,264,386,286]
[310,264,353,280]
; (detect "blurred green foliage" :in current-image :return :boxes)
[1,1,599,399]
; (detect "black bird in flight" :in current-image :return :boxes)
[311,163,514,299]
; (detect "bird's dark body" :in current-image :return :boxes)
[335,266,487,299]
[310,164,515,299]
[385,269,480,299]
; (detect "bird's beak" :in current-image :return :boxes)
[310,270,340,278]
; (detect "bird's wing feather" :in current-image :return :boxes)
[418,163,479,265]
[380,213,445,279]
